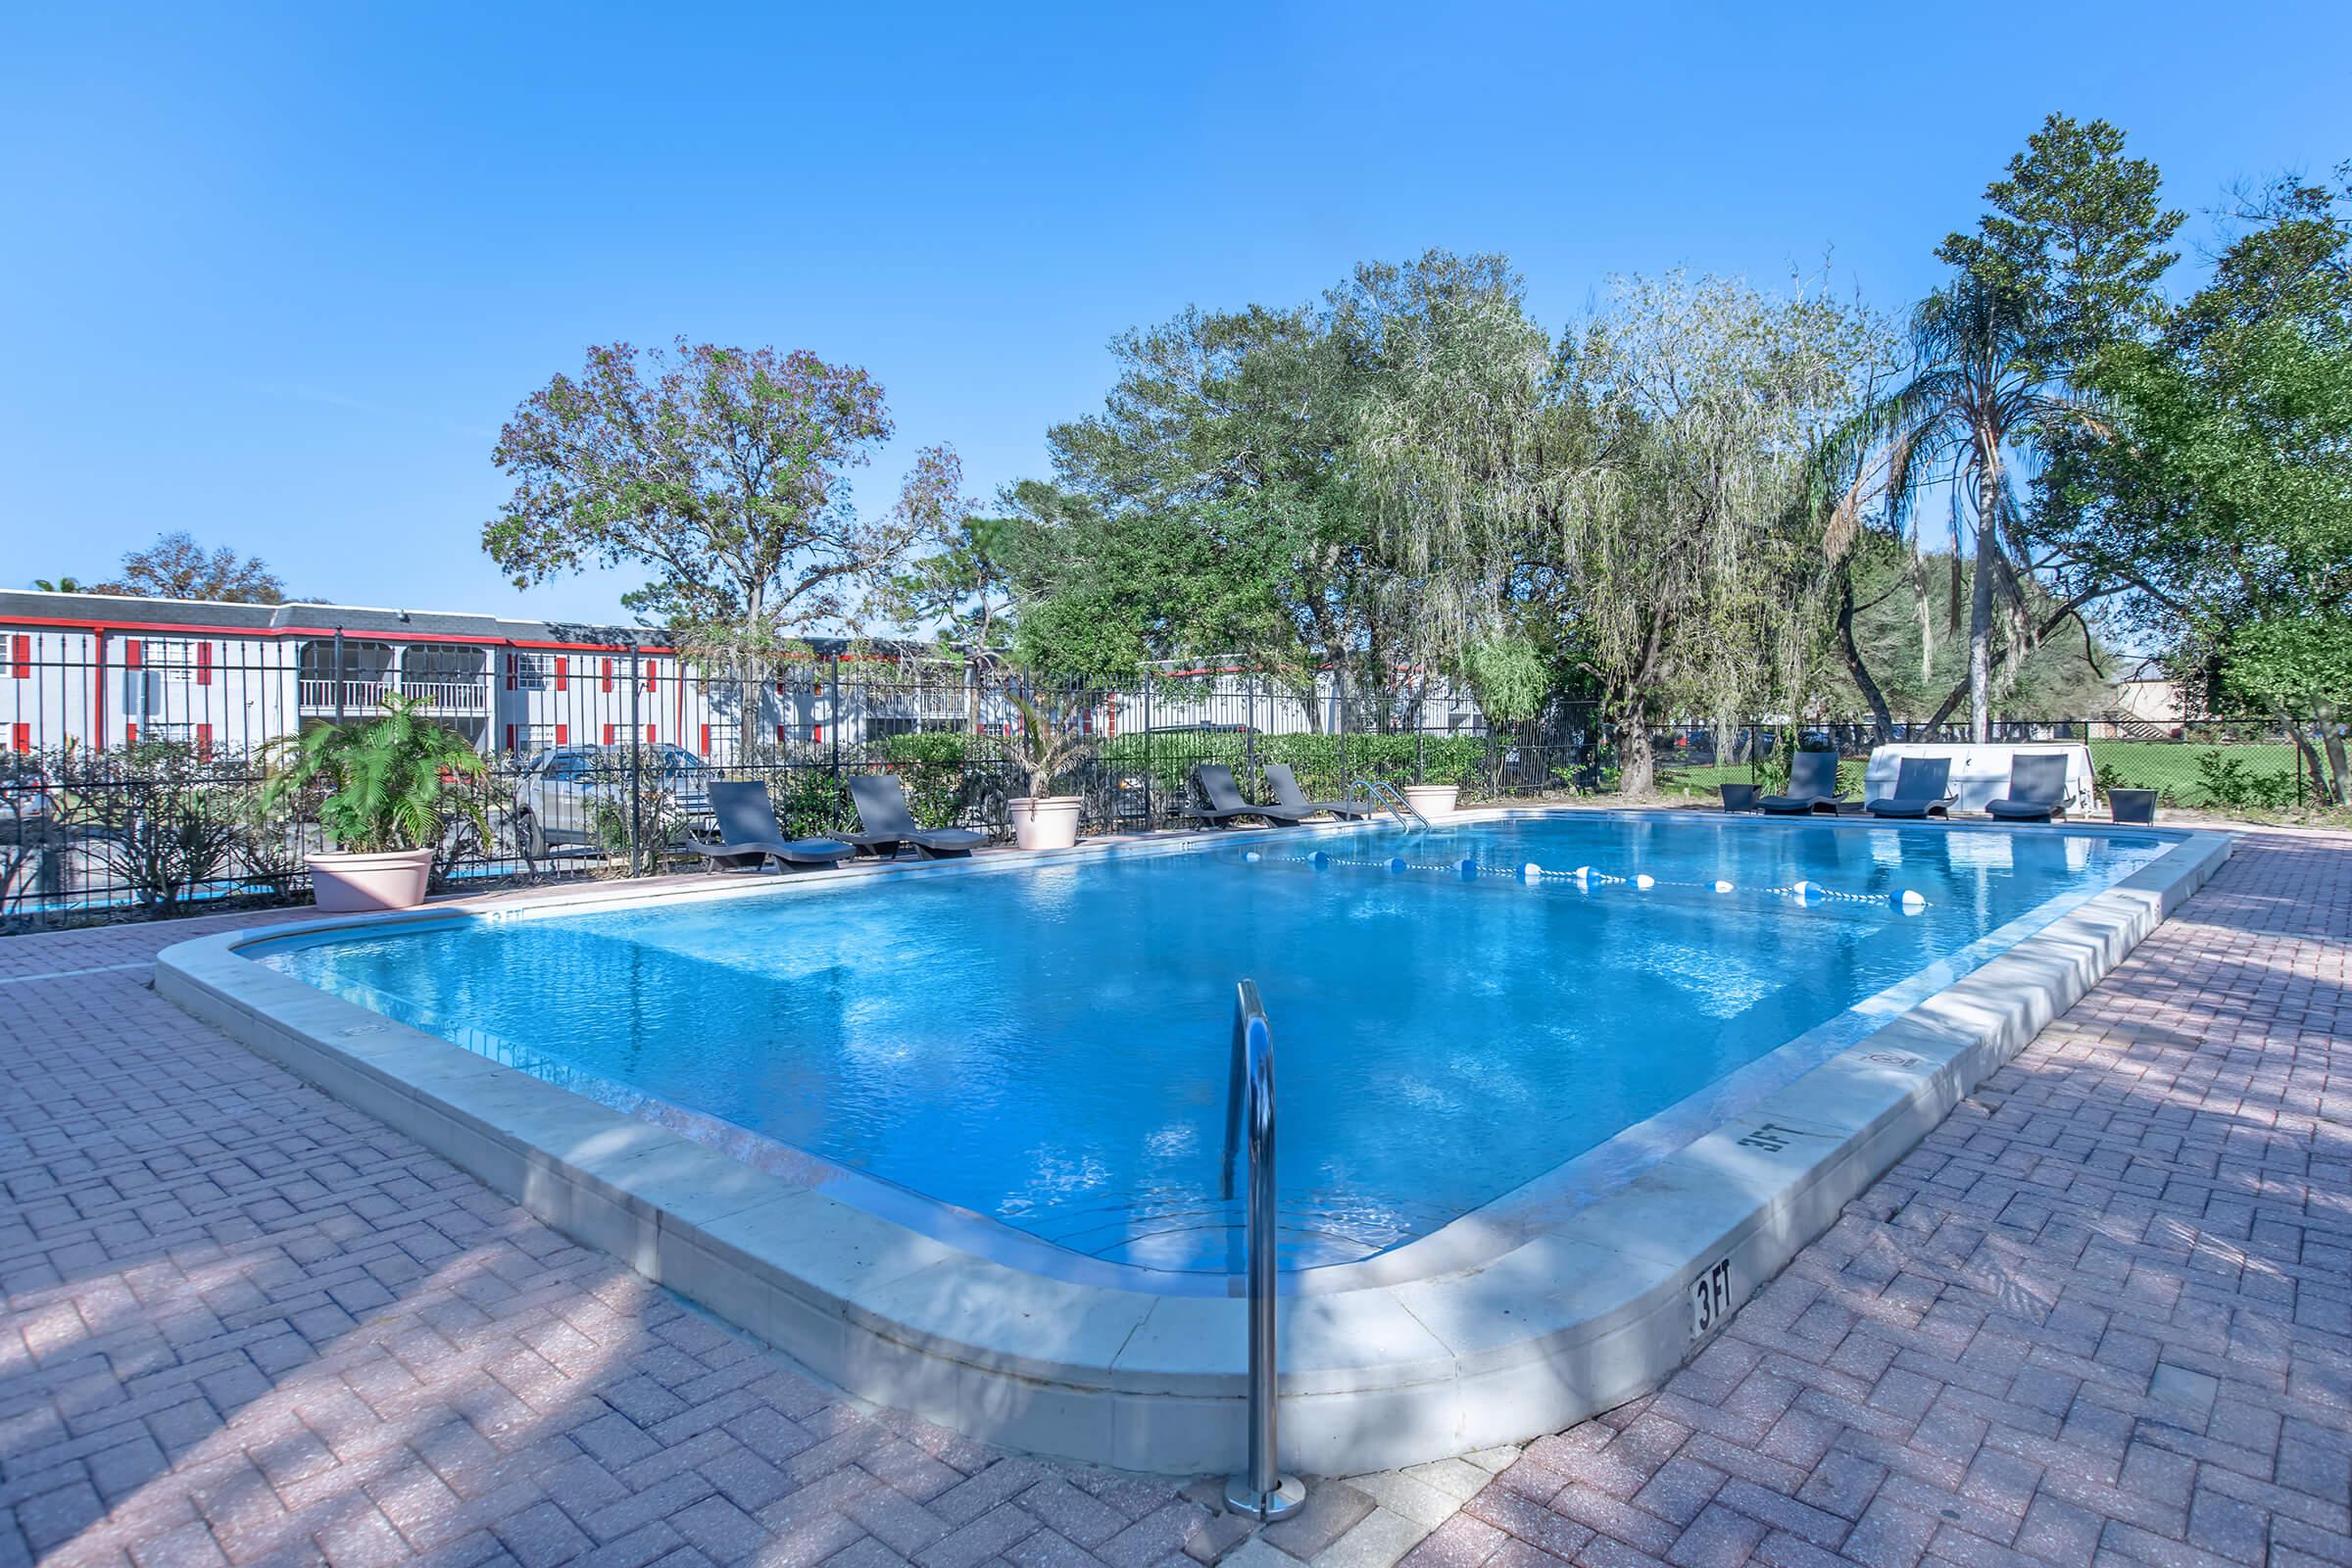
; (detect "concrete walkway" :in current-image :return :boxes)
[3,832,2347,1568]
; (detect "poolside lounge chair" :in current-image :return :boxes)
[1759,751,1847,815]
[1262,762,1372,821]
[1180,764,1311,827]
[844,774,991,858]
[1864,757,1956,819]
[1985,754,2071,822]
[689,781,858,873]
[1720,783,1761,811]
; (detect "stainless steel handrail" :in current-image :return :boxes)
[1220,980,1305,1522]
[1348,777,1430,830]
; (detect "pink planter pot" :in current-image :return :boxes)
[308,848,435,912]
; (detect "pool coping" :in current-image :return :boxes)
[155,810,2232,1476]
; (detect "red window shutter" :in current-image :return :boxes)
[197,642,213,686]
[125,639,143,668]
[775,723,787,745]
[505,724,516,752]
[646,665,658,693]
[196,723,213,759]
[555,656,568,692]
[699,722,710,755]
[601,658,613,693]
[811,725,823,744]
[11,722,27,753]
[505,654,517,691]
[601,722,614,745]
[555,724,567,745]
[10,634,28,679]
[646,723,657,743]
[124,722,137,746]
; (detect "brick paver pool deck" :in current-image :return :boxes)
[3,830,2347,1568]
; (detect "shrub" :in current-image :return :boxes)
[2192,750,2298,810]
[878,732,972,826]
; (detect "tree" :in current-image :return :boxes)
[1936,114,2183,370]
[871,446,1022,662]
[30,576,85,592]
[1040,300,1378,719]
[1852,116,2183,742]
[484,339,935,656]
[94,532,289,603]
[1519,273,1888,791]
[2038,167,2352,800]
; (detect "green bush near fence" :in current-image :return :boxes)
[877,732,976,826]
[1096,731,1500,801]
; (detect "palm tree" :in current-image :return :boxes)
[1856,276,2102,741]
[31,576,85,592]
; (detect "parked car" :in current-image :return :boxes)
[511,744,712,858]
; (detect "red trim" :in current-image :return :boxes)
[10,722,27,754]
[645,665,658,693]
[646,722,657,743]
[812,725,822,744]
[124,722,137,747]
[9,634,27,679]
[505,653,517,691]
[699,722,710,755]
[601,722,614,745]
[196,641,213,685]
[775,723,787,745]
[506,723,516,752]
[555,656,568,692]
[0,612,679,656]
[195,722,213,760]
[601,658,613,693]
[124,638,142,669]
[555,724,567,745]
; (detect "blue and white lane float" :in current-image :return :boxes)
[1253,848,1929,914]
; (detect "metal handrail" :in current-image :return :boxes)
[1220,981,1304,1522]
[1348,777,1429,830]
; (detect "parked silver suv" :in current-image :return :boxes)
[510,744,712,858]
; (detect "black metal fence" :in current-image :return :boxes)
[0,639,2320,931]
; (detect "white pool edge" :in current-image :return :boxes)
[154,814,2231,1475]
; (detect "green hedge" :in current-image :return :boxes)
[1096,731,1501,801]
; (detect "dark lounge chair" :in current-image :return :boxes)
[1760,751,1847,815]
[1181,763,1312,827]
[1864,757,1956,819]
[1720,783,1762,811]
[845,773,990,858]
[1262,762,1372,820]
[1986,754,2072,822]
[690,780,858,873]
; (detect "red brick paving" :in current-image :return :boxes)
[4,832,2349,1568]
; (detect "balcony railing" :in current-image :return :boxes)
[297,677,488,713]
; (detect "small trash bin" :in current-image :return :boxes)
[2108,788,2158,825]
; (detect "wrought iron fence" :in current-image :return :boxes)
[0,638,2321,931]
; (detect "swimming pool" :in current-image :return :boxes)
[250,811,2169,1279]
[162,808,2227,1472]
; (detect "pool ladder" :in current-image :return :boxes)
[1219,980,1305,1522]
[1348,778,1429,831]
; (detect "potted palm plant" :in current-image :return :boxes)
[263,695,489,912]
[1003,695,1098,851]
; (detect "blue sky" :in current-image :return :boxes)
[4,2,2346,626]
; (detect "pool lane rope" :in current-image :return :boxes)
[1252,848,1929,914]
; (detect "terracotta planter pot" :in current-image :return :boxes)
[1008,796,1083,852]
[308,848,435,912]
[1401,784,1459,819]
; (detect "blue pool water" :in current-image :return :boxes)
[257,813,2169,1273]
